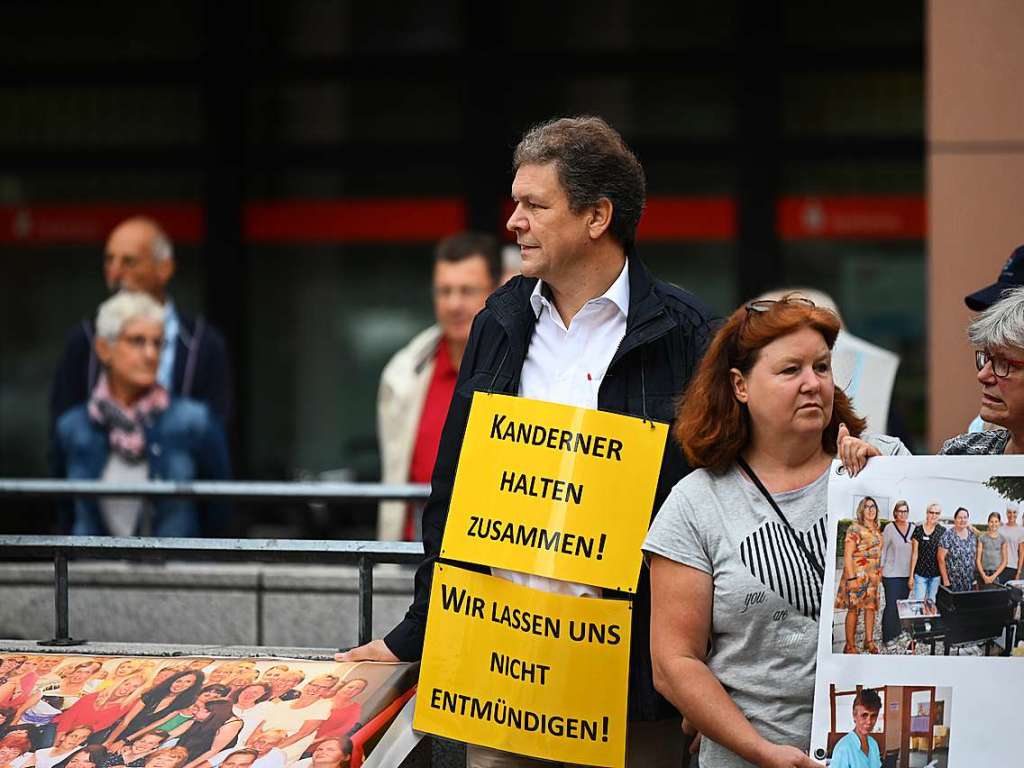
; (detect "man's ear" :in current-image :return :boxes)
[586,198,613,240]
[730,368,748,404]
[95,336,113,367]
[156,257,175,286]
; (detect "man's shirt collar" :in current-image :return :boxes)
[529,258,630,320]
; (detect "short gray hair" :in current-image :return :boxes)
[513,116,645,251]
[968,286,1024,350]
[96,291,165,341]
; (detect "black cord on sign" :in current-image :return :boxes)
[640,347,651,426]
[487,345,511,394]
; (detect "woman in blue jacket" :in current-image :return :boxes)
[53,291,229,537]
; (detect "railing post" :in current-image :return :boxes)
[358,557,374,646]
[39,551,84,646]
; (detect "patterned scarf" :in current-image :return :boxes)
[87,374,170,462]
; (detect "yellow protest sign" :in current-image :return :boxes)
[441,392,667,591]
[414,564,630,767]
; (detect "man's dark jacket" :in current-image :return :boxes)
[384,257,717,722]
[49,313,232,429]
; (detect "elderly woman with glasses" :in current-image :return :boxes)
[942,286,1024,455]
[645,295,907,768]
[53,290,229,537]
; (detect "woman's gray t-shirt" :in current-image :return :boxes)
[980,533,1004,572]
[642,436,907,768]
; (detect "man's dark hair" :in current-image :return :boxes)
[513,115,646,251]
[435,232,500,284]
[854,689,882,712]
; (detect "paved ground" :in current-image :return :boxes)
[830,568,990,656]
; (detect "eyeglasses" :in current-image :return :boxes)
[744,296,817,314]
[119,334,164,352]
[975,349,1024,378]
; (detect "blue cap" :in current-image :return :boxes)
[965,245,1024,311]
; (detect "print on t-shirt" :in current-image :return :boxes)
[739,516,827,620]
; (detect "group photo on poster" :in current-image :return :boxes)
[0,654,417,768]
[812,455,1024,766]
[829,463,1024,657]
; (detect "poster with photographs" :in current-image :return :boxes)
[811,455,1024,766]
[0,654,417,768]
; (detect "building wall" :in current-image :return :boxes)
[885,685,903,751]
[927,0,1024,449]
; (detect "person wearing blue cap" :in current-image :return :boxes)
[964,245,1024,433]
[965,245,1024,311]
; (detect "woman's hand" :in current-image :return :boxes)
[756,743,824,767]
[837,423,881,477]
[907,576,914,590]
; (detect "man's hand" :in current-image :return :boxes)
[837,422,881,477]
[335,638,399,663]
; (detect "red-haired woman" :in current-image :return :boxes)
[644,296,907,768]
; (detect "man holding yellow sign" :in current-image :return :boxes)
[340,115,716,767]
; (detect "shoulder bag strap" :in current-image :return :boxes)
[736,456,826,581]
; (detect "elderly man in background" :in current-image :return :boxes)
[376,232,499,540]
[50,215,231,433]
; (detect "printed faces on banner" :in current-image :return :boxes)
[414,565,631,768]
[0,653,418,768]
[442,393,668,592]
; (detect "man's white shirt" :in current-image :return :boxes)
[491,259,629,598]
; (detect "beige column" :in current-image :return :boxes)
[928,0,1024,450]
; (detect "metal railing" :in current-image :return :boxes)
[0,479,430,503]
[0,480,429,649]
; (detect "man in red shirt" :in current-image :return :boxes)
[376,232,500,540]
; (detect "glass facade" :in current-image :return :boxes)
[0,0,926,534]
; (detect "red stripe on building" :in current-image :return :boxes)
[501,196,736,241]
[244,199,466,242]
[639,197,736,240]
[0,203,203,244]
[777,196,925,240]
[0,196,927,245]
